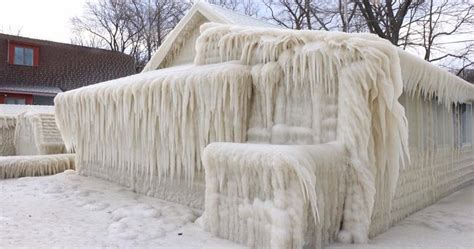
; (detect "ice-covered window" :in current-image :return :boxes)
[461,104,473,146]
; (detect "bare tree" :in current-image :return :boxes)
[399,0,473,74]
[354,0,425,45]
[71,0,189,71]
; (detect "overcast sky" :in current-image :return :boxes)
[0,0,91,43]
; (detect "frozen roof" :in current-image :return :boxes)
[142,2,281,72]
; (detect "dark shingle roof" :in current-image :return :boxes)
[0,33,135,91]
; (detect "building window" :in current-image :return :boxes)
[5,97,27,105]
[8,41,39,66]
[14,46,34,66]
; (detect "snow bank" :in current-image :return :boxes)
[0,154,75,179]
[14,113,65,155]
[202,142,347,248]
[0,115,16,156]
[55,63,252,208]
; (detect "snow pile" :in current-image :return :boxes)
[55,63,252,208]
[0,115,16,156]
[0,154,75,179]
[202,142,347,248]
[14,113,66,155]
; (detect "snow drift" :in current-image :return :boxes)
[54,22,473,249]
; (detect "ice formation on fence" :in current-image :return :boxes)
[54,22,473,249]
[0,154,75,179]
[0,115,17,156]
[14,113,66,155]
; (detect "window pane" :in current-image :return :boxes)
[14,47,24,65]
[5,97,26,105]
[24,48,34,66]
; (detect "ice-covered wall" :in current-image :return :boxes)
[370,96,474,236]
[55,63,252,209]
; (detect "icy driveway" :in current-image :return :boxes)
[0,170,243,248]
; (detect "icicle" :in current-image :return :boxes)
[0,154,75,179]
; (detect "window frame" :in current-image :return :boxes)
[7,40,40,67]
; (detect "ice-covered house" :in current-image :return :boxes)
[55,3,473,249]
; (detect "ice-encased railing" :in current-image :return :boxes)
[55,63,252,209]
[0,154,75,179]
[0,116,16,156]
[202,142,348,248]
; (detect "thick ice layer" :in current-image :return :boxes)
[55,63,252,208]
[202,142,347,248]
[0,116,16,156]
[14,113,65,155]
[195,23,410,243]
[399,51,474,107]
[0,154,75,179]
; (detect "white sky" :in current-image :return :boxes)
[0,0,92,43]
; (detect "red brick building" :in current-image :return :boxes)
[0,33,135,105]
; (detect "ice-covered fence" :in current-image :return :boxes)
[55,63,252,209]
[0,116,16,156]
[0,154,75,179]
[202,142,348,248]
[15,113,66,155]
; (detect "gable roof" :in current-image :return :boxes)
[142,2,280,72]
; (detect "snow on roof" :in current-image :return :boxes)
[142,2,280,72]
[202,3,280,28]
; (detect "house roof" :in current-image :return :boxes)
[0,85,63,97]
[0,33,136,91]
[142,2,280,72]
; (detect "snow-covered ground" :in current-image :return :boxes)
[0,170,472,248]
[0,170,243,248]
